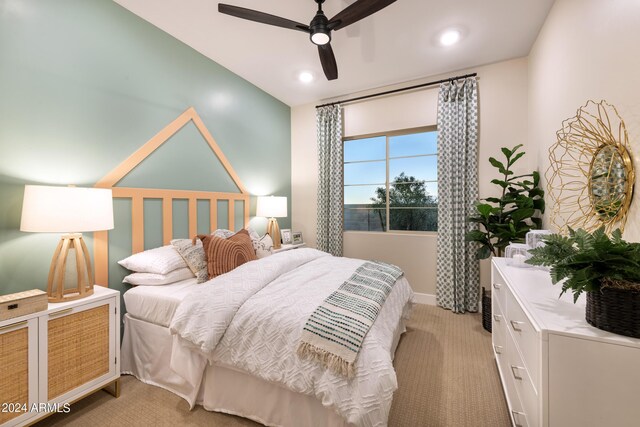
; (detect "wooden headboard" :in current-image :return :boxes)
[93,107,250,285]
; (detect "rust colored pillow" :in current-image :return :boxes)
[196,229,257,278]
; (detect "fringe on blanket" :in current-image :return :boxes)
[297,341,356,379]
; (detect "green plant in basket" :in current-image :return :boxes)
[466,144,545,259]
[526,226,640,302]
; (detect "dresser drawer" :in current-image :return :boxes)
[491,266,507,312]
[492,305,506,356]
[496,340,528,427]
[506,333,539,427]
[505,287,540,391]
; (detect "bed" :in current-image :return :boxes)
[121,250,413,426]
[94,108,415,427]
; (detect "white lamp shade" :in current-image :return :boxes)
[21,185,114,233]
[256,196,287,218]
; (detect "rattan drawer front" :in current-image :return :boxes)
[0,327,29,424]
[47,304,110,400]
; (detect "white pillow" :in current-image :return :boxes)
[118,245,187,274]
[252,232,273,259]
[123,267,195,286]
[212,229,235,239]
[171,238,209,284]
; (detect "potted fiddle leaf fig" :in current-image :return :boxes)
[466,144,545,259]
[527,227,640,338]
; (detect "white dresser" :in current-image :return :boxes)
[491,257,640,427]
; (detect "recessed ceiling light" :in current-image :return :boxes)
[299,71,314,84]
[440,29,461,46]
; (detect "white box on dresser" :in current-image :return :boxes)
[491,257,640,427]
[0,286,120,427]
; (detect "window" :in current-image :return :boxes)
[343,127,438,232]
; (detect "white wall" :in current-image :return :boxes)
[291,103,319,249]
[529,0,640,241]
[292,57,531,296]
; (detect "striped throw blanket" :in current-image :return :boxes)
[297,261,404,378]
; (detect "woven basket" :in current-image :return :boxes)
[482,287,492,333]
[585,279,640,338]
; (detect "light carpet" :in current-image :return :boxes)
[35,304,509,427]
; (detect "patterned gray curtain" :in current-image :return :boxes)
[316,105,343,256]
[436,78,480,313]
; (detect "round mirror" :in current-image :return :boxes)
[589,144,632,220]
[548,100,635,234]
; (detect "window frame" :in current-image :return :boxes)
[343,125,438,235]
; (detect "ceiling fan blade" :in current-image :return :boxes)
[318,44,338,81]
[328,0,396,31]
[218,4,310,33]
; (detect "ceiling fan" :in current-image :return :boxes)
[218,0,397,81]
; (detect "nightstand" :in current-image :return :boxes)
[273,243,306,253]
[0,286,120,427]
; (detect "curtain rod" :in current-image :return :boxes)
[315,72,477,109]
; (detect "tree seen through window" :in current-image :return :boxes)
[370,172,437,231]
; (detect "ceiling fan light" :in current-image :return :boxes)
[311,31,330,46]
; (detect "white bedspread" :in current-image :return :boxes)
[170,248,414,427]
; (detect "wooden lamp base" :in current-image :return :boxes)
[266,217,282,250]
[47,233,94,303]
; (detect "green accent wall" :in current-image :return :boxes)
[0,0,291,307]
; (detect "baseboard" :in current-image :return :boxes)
[412,292,483,312]
[413,292,436,306]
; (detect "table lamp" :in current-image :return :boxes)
[256,196,287,249]
[20,185,114,302]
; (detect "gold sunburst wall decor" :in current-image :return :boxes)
[547,100,635,234]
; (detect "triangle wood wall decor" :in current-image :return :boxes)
[95,107,248,194]
[93,107,251,286]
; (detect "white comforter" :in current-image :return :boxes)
[170,248,414,427]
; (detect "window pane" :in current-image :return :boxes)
[344,185,386,232]
[344,185,386,205]
[344,207,386,231]
[389,131,437,157]
[390,181,438,204]
[389,156,437,183]
[427,182,438,200]
[344,160,385,185]
[389,208,438,231]
[344,136,386,162]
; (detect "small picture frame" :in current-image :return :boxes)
[281,229,292,245]
[292,231,303,245]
